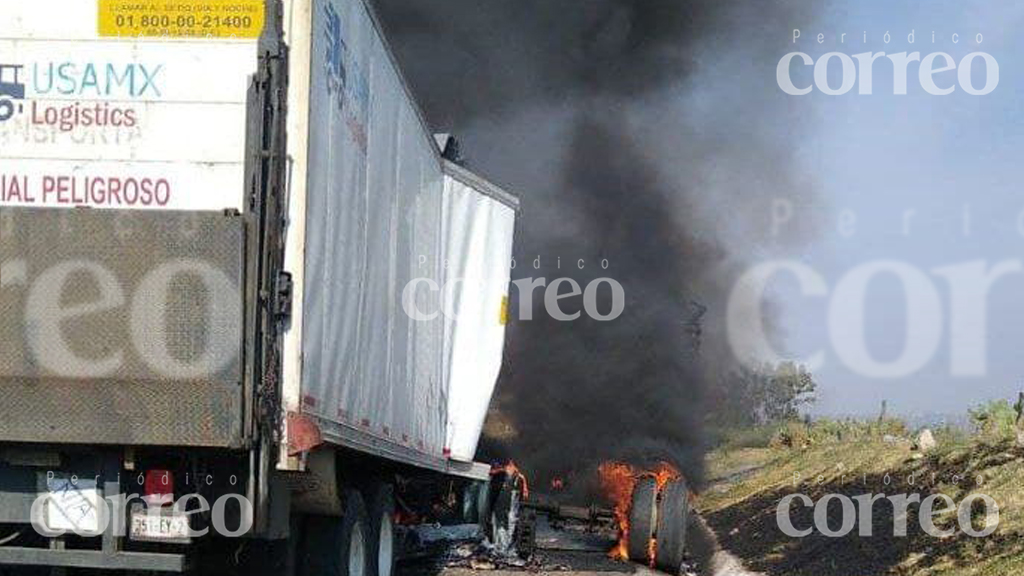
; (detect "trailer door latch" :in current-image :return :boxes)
[274,271,293,322]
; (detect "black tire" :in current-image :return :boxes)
[366,484,396,576]
[236,538,292,576]
[627,477,658,563]
[490,475,515,544]
[489,473,526,553]
[0,99,13,122]
[655,478,689,574]
[301,491,370,576]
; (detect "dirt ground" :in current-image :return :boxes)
[413,565,651,576]
[396,521,764,576]
[429,570,641,576]
[699,441,1024,576]
[397,549,641,576]
[407,557,762,576]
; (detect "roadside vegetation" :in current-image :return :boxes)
[700,390,1024,575]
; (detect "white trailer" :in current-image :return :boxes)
[0,0,521,572]
[278,0,517,476]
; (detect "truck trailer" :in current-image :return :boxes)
[0,0,520,573]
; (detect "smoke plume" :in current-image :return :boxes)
[375,0,818,497]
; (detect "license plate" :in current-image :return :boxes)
[130,511,191,542]
[41,475,102,535]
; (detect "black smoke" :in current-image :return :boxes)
[375,0,707,122]
[375,0,817,497]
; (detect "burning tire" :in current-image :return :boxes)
[490,472,525,555]
[654,478,689,573]
[626,476,658,563]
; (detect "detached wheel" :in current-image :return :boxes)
[490,473,525,554]
[366,484,396,576]
[627,477,658,563]
[655,478,689,573]
[301,490,370,576]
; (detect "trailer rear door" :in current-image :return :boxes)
[0,1,262,447]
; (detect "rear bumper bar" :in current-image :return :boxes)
[0,547,186,572]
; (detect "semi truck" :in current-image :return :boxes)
[0,0,521,573]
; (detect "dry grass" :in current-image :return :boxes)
[698,428,1024,576]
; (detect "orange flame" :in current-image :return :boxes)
[597,461,681,563]
[492,460,530,500]
[598,462,638,560]
[651,461,681,491]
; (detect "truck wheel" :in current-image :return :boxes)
[301,491,370,576]
[654,478,689,574]
[627,477,658,563]
[489,473,524,554]
[366,484,396,576]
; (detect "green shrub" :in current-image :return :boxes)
[713,424,779,450]
[932,424,970,446]
[769,421,811,449]
[768,417,909,449]
[969,400,1018,439]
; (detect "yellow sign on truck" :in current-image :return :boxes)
[98,0,265,38]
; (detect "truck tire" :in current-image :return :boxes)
[301,491,370,576]
[489,473,525,554]
[654,478,689,574]
[366,484,396,576]
[627,477,658,563]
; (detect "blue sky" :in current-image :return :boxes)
[454,0,1024,421]
[765,0,1024,417]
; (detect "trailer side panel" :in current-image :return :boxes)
[296,0,447,458]
[441,163,518,462]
